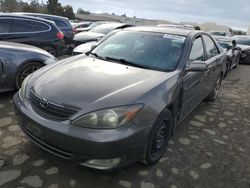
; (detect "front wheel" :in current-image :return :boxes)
[143,109,173,165]
[206,75,222,102]
[15,62,43,89]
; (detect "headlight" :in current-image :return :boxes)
[71,104,143,129]
[19,74,31,101]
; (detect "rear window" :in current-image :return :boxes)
[53,19,69,28]
[14,19,33,32]
[13,19,50,33]
[32,22,50,31]
[233,37,250,46]
[0,19,12,33]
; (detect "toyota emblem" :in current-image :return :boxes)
[40,98,48,108]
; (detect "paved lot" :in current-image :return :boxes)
[0,65,250,188]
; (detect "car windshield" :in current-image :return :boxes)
[91,31,186,72]
[90,24,121,34]
[210,32,226,36]
[217,41,230,49]
[233,37,250,46]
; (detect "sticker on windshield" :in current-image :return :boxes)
[163,34,186,41]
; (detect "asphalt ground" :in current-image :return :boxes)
[0,65,249,188]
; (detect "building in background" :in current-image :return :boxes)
[199,22,232,32]
[75,13,170,26]
[248,26,250,35]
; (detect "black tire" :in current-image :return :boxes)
[42,46,57,57]
[15,62,43,89]
[143,109,173,165]
[206,75,222,102]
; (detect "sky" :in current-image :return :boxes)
[42,0,250,30]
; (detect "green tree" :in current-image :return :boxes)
[64,5,75,19]
[47,0,58,15]
[0,0,18,12]
[77,8,90,15]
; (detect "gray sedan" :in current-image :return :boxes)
[0,41,56,92]
[13,27,226,170]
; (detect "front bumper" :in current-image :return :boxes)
[13,93,148,169]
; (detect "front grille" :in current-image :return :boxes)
[30,90,79,121]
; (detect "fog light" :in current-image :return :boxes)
[80,158,121,170]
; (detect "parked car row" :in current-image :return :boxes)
[0,14,66,57]
[213,36,241,76]
[208,32,250,77]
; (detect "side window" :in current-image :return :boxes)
[0,19,12,33]
[203,35,219,59]
[189,37,205,63]
[54,19,68,28]
[32,22,50,32]
[14,19,33,32]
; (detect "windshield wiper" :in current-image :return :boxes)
[87,52,107,61]
[105,56,149,69]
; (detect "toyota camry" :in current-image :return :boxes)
[14,27,226,170]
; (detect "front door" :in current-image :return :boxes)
[180,36,208,120]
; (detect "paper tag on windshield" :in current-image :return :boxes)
[163,34,186,41]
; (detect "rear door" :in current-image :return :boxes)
[202,35,221,93]
[0,18,14,40]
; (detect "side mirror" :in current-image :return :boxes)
[232,40,237,47]
[186,61,208,72]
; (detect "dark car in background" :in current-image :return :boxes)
[73,23,133,47]
[74,21,116,33]
[209,30,232,37]
[0,41,56,92]
[14,27,226,170]
[71,22,92,34]
[214,36,241,75]
[14,13,74,44]
[0,14,65,57]
[232,35,250,64]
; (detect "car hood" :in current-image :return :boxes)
[0,41,52,57]
[32,55,175,114]
[73,41,98,54]
[238,44,250,51]
[73,32,105,42]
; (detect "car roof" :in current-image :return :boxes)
[124,26,195,36]
[0,13,55,24]
[12,12,69,20]
[232,35,250,38]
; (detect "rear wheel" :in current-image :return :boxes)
[15,62,43,89]
[143,109,173,165]
[42,46,57,57]
[206,75,222,102]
